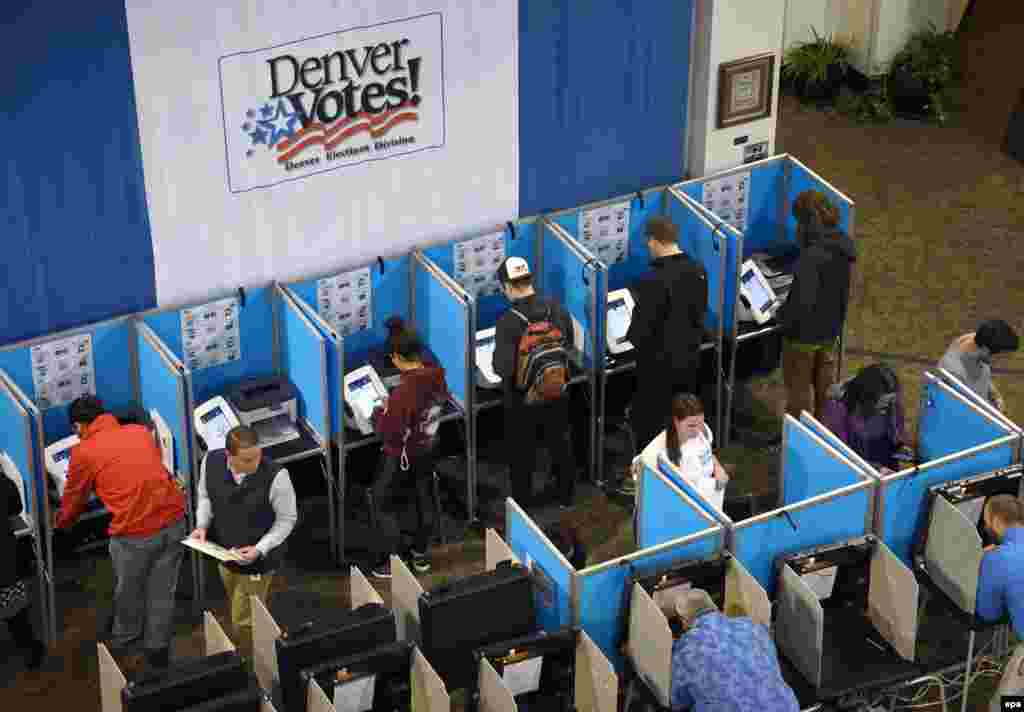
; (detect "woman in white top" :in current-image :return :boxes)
[631,393,729,511]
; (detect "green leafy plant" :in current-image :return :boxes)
[890,23,959,124]
[836,78,895,124]
[782,28,852,102]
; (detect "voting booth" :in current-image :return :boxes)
[0,370,54,645]
[675,155,856,447]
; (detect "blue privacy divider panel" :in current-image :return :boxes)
[786,160,852,246]
[136,332,188,476]
[667,194,729,334]
[288,256,411,369]
[414,262,468,408]
[656,457,720,522]
[919,380,1010,462]
[578,529,722,670]
[740,160,787,255]
[506,502,574,632]
[0,319,137,442]
[422,222,537,332]
[279,298,328,442]
[880,441,1016,566]
[638,463,719,549]
[0,382,37,520]
[541,230,595,364]
[605,193,666,294]
[733,486,873,596]
[782,419,861,505]
[799,413,876,476]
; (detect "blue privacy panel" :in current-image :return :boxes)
[656,458,720,522]
[289,256,411,369]
[734,487,872,596]
[782,421,861,505]
[1,0,155,346]
[414,263,468,407]
[667,195,729,334]
[279,299,328,442]
[0,320,137,442]
[422,223,537,332]
[800,413,872,473]
[919,381,1010,462]
[542,231,595,364]
[144,288,275,404]
[786,160,853,245]
[605,193,666,294]
[740,160,787,255]
[507,503,574,631]
[287,294,344,440]
[638,464,717,549]
[518,1,693,216]
[881,443,1016,566]
[0,385,37,520]
[579,530,722,670]
[136,332,188,476]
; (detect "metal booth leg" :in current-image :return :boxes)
[961,630,976,712]
[431,471,447,545]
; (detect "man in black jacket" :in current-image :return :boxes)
[626,216,709,453]
[493,257,577,508]
[777,190,857,420]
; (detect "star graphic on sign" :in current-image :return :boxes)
[257,99,299,147]
[260,103,275,119]
[249,126,268,146]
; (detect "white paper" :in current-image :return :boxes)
[31,333,96,410]
[702,170,750,233]
[317,267,373,337]
[181,297,242,371]
[503,656,544,697]
[1,451,27,520]
[453,232,506,298]
[181,537,246,563]
[956,498,986,527]
[334,674,376,712]
[801,565,838,601]
[149,408,176,475]
[580,201,630,265]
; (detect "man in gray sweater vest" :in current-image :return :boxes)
[938,319,1018,411]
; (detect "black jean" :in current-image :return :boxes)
[372,451,436,558]
[5,607,37,649]
[504,395,577,506]
[630,358,700,453]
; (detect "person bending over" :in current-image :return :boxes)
[192,425,297,634]
[939,319,1019,412]
[369,321,449,579]
[632,394,729,511]
[55,396,187,669]
[778,190,857,421]
[0,467,46,668]
[660,588,798,712]
[821,363,911,472]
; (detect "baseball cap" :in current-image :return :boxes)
[497,256,532,284]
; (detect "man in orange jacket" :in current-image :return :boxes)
[55,396,187,669]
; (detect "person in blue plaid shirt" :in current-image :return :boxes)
[665,588,798,712]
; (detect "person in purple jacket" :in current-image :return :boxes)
[820,363,912,473]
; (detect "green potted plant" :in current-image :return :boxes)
[782,28,852,103]
[889,23,959,123]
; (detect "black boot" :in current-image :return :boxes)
[24,640,46,669]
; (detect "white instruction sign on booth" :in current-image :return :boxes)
[182,297,241,371]
[31,333,96,410]
[454,232,506,298]
[580,201,630,265]
[702,170,750,232]
[317,267,373,337]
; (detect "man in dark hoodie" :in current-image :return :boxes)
[777,190,857,421]
[626,216,709,458]
[370,321,449,578]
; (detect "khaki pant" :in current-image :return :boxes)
[218,564,273,629]
[782,342,837,421]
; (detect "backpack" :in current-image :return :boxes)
[511,305,569,404]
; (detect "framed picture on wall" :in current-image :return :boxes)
[717,53,775,129]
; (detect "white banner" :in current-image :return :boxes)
[125,1,518,306]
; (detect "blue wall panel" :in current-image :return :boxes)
[519,1,692,215]
[507,503,575,632]
[136,332,189,476]
[740,161,786,255]
[1,0,155,346]
[414,263,468,407]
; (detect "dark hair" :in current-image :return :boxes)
[665,393,705,466]
[545,520,586,570]
[842,364,899,417]
[645,216,679,245]
[385,316,423,360]
[69,395,106,426]
[975,320,1019,355]
[226,425,260,454]
[986,494,1023,526]
[793,190,841,229]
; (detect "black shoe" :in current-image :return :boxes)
[24,640,46,670]
[371,559,392,579]
[145,647,170,669]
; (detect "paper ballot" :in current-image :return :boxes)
[181,537,246,563]
[801,565,839,601]
[335,674,376,712]
[503,656,544,697]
